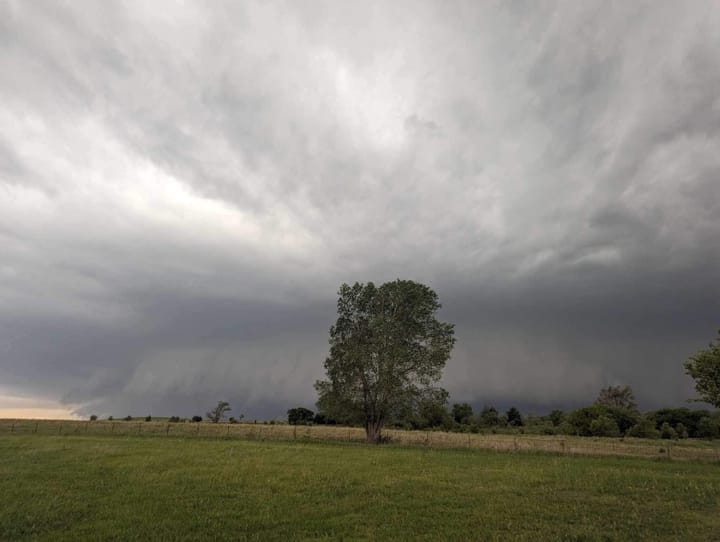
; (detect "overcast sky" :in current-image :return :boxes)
[1,1,719,419]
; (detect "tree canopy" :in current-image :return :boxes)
[206,400,231,423]
[684,329,720,408]
[315,280,455,443]
[595,385,637,410]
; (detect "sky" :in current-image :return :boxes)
[1,0,719,420]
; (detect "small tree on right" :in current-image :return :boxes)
[684,329,720,408]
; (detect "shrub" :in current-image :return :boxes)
[589,415,620,437]
[107,416,114,421]
[191,415,202,423]
[168,416,180,423]
[123,416,133,421]
[145,415,152,422]
[228,417,238,424]
[660,422,678,440]
[627,418,660,439]
[675,422,689,439]
[89,415,98,421]
[697,416,720,439]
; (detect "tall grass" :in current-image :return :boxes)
[1,418,719,462]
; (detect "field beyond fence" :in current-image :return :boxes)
[1,418,719,462]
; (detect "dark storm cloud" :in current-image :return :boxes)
[0,1,719,418]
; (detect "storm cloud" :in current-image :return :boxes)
[1,1,719,418]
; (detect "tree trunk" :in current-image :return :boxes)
[365,419,383,444]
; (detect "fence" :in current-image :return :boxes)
[1,419,719,462]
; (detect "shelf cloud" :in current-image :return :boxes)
[1,1,719,418]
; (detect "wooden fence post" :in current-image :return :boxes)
[34,422,38,434]
[166,424,170,436]
[59,423,63,435]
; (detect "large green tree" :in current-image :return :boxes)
[684,329,720,408]
[315,280,455,443]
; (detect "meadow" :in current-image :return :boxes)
[1,429,720,540]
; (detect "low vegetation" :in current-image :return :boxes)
[1,435,719,541]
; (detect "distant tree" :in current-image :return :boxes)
[627,417,660,439]
[145,415,152,422]
[107,416,113,421]
[660,422,678,440]
[589,415,620,437]
[675,423,689,439]
[123,415,133,421]
[652,408,710,438]
[596,385,637,410]
[548,409,565,427]
[287,407,315,425]
[89,415,98,422]
[411,389,452,430]
[506,407,523,427]
[315,280,455,443]
[479,406,501,427]
[697,416,720,439]
[191,415,203,423]
[313,412,334,425]
[451,403,473,425]
[206,401,231,423]
[168,416,180,423]
[684,329,720,408]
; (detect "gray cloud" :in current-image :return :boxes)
[1,1,719,418]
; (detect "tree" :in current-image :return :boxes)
[684,329,720,408]
[548,409,565,427]
[506,407,523,427]
[596,385,637,410]
[451,402,473,425]
[479,406,501,427]
[315,280,455,443]
[206,401,231,423]
[288,407,315,425]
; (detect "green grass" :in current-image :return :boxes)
[1,435,719,541]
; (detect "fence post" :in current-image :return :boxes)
[34,422,38,434]
[293,425,297,440]
[111,423,115,433]
[226,424,230,438]
[196,423,200,436]
[10,423,14,433]
[59,423,63,435]
[166,424,170,436]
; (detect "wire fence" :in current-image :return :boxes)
[1,419,719,462]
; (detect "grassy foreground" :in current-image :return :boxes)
[1,435,719,541]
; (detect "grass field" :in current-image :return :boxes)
[1,434,720,541]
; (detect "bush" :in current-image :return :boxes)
[589,415,620,437]
[652,408,711,438]
[107,416,113,421]
[89,415,98,421]
[675,422,689,439]
[627,418,660,439]
[145,415,152,422]
[168,416,180,423]
[228,417,238,424]
[123,416,133,421]
[660,422,678,440]
[191,415,202,423]
[697,416,720,439]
